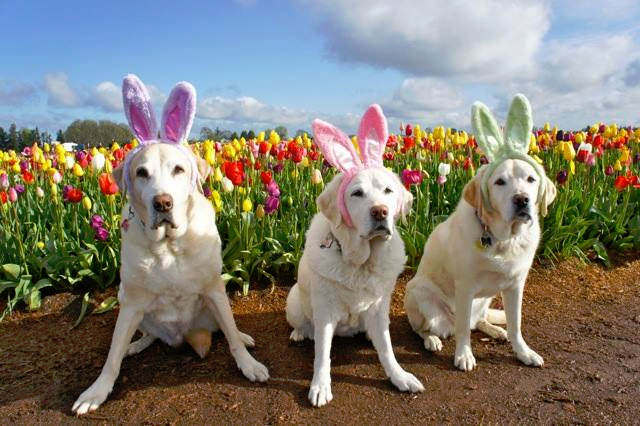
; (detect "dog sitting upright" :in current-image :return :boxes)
[286,105,424,407]
[404,94,556,371]
[72,75,269,415]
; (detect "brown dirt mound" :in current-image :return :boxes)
[1,253,639,424]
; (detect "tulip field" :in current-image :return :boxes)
[1,124,639,319]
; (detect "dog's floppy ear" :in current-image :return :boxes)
[111,163,126,195]
[463,166,486,210]
[193,155,211,194]
[539,175,557,217]
[317,174,343,226]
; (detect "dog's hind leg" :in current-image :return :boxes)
[126,332,156,356]
[476,320,507,341]
[286,283,314,342]
[405,280,448,352]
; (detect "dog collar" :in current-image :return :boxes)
[319,232,342,252]
[475,210,493,249]
[121,205,145,232]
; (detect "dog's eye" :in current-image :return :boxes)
[173,165,185,175]
[351,189,364,197]
[494,178,506,186]
[384,187,393,194]
[136,167,149,178]
[527,176,536,183]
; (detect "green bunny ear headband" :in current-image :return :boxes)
[471,94,549,216]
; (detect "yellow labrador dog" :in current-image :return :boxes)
[286,105,424,407]
[405,95,556,371]
[72,75,268,415]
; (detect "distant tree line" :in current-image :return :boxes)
[0,119,134,151]
[199,125,295,141]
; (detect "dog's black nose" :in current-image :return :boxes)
[513,194,529,209]
[153,194,173,213]
[370,205,388,221]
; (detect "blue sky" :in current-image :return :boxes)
[1,0,639,137]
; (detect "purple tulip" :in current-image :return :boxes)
[90,214,104,229]
[75,151,87,162]
[272,163,284,174]
[94,227,109,241]
[266,180,280,197]
[556,170,568,185]
[21,147,33,157]
[203,185,212,199]
[14,184,25,194]
[264,194,280,214]
[605,165,614,176]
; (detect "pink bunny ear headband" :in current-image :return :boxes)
[312,104,400,228]
[121,74,198,194]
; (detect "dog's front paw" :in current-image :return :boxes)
[454,346,476,371]
[516,348,544,367]
[72,379,112,415]
[290,329,306,342]
[424,335,443,351]
[390,370,424,393]
[239,332,255,348]
[238,355,270,382]
[308,377,333,407]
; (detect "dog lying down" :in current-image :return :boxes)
[72,75,268,415]
[404,94,556,371]
[286,105,424,407]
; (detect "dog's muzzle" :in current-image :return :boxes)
[512,194,532,223]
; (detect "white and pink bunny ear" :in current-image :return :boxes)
[312,119,362,173]
[122,74,158,142]
[357,104,388,168]
[161,82,196,143]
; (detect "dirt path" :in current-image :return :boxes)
[1,253,639,424]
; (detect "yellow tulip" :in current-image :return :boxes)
[104,160,113,173]
[238,186,246,195]
[12,163,20,173]
[300,157,310,167]
[562,142,575,161]
[44,143,51,153]
[543,122,550,132]
[50,183,58,196]
[211,190,222,211]
[73,163,84,177]
[242,198,253,212]
[269,130,280,145]
[291,169,299,178]
[205,149,216,166]
[614,159,622,171]
[569,160,575,175]
[256,204,265,219]
[111,142,120,151]
[36,241,45,250]
[620,147,630,163]
[213,167,223,182]
[257,131,265,142]
[82,196,92,210]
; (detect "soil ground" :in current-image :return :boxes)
[1,253,639,425]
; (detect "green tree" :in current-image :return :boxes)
[56,129,65,142]
[64,119,132,147]
[8,123,18,151]
[240,130,248,139]
[275,125,288,140]
[247,130,255,139]
[0,127,7,149]
[295,129,308,138]
[230,131,239,140]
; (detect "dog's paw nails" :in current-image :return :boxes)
[72,384,110,415]
[308,380,333,407]
[454,347,476,371]
[517,349,544,367]
[495,328,508,341]
[239,332,255,348]
[289,329,305,342]
[239,357,270,382]
[424,335,443,352]
[391,371,425,393]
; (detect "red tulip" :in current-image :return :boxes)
[98,173,119,195]
[260,171,272,185]
[222,161,245,186]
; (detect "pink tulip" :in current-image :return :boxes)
[8,187,18,202]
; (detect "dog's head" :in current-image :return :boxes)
[463,160,556,239]
[112,74,211,240]
[466,93,557,239]
[313,104,413,265]
[113,144,210,240]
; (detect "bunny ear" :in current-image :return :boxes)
[122,74,158,142]
[357,104,388,167]
[161,82,196,143]
[312,119,362,173]
[471,101,503,162]
[505,94,533,154]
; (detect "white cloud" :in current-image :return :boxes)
[303,0,550,80]
[92,81,121,112]
[382,77,464,121]
[198,95,309,126]
[44,72,81,107]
